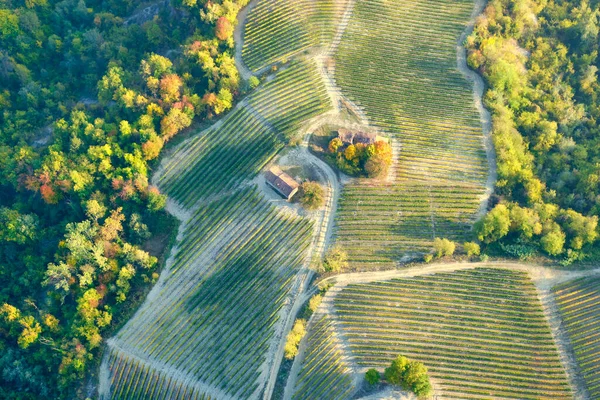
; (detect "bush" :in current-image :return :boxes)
[322,246,348,273]
[308,294,322,313]
[433,238,455,258]
[300,181,325,211]
[384,355,409,385]
[365,155,387,178]
[382,355,432,398]
[283,319,306,360]
[463,242,480,256]
[423,254,433,263]
[365,369,380,385]
[248,76,260,89]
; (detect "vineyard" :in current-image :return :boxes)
[242,0,347,72]
[297,268,571,399]
[99,57,332,399]
[104,188,313,399]
[156,59,332,208]
[290,314,355,400]
[332,0,489,268]
[553,276,600,398]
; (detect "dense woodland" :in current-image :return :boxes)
[468,0,600,262]
[0,0,248,398]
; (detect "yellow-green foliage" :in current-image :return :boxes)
[308,294,322,313]
[463,242,481,256]
[284,319,307,360]
[433,238,455,258]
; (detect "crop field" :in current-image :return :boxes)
[290,314,355,400]
[332,0,489,267]
[553,276,600,398]
[336,183,480,266]
[156,59,331,209]
[326,268,571,399]
[103,349,215,400]
[242,0,347,72]
[104,188,313,399]
[101,58,332,399]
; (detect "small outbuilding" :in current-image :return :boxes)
[265,166,299,201]
[338,128,389,145]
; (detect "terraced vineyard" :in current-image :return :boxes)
[553,276,600,398]
[156,59,331,208]
[333,0,489,268]
[337,184,480,264]
[104,188,313,399]
[306,268,571,399]
[242,0,347,72]
[100,58,332,399]
[291,314,355,400]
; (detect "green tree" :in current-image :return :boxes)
[541,223,566,256]
[384,355,409,385]
[463,242,481,256]
[365,369,380,385]
[322,246,348,273]
[433,238,455,258]
[300,181,325,211]
[476,204,511,243]
[0,207,38,244]
[249,76,260,89]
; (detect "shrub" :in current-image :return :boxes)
[365,369,380,385]
[300,181,325,211]
[423,254,433,263]
[383,356,432,398]
[328,137,343,153]
[463,242,480,256]
[248,76,260,89]
[308,294,322,313]
[322,246,348,273]
[433,238,455,258]
[284,319,306,360]
[384,355,409,385]
[365,155,387,178]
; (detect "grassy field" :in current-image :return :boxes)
[333,0,489,268]
[289,268,572,399]
[553,276,600,398]
[242,0,347,71]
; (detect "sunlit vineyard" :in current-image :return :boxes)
[290,315,355,400]
[242,0,347,72]
[333,0,489,268]
[328,268,571,399]
[101,59,331,399]
[156,59,331,208]
[553,276,600,398]
[104,188,313,399]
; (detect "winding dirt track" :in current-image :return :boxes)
[457,0,498,220]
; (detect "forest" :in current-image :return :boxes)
[468,0,600,263]
[0,0,248,398]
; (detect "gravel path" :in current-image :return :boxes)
[458,0,497,220]
[233,0,258,80]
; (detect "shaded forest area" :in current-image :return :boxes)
[468,0,600,263]
[0,0,248,398]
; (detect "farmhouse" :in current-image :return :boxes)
[265,166,299,201]
[338,128,389,145]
